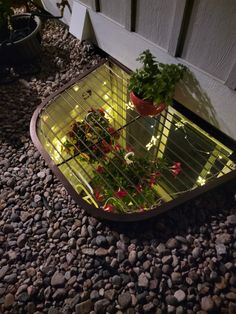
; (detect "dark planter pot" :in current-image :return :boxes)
[0,14,41,66]
[130,91,166,116]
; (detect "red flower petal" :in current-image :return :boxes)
[95,191,104,202]
[96,165,105,173]
[103,204,113,212]
[170,162,182,176]
[115,189,128,198]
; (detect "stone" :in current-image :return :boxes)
[95,248,108,256]
[82,248,95,256]
[17,292,29,302]
[201,296,215,312]
[111,275,122,286]
[227,215,236,226]
[4,293,14,308]
[68,294,80,309]
[75,300,92,314]
[171,272,182,284]
[226,293,236,301]
[166,295,178,306]
[118,292,132,309]
[157,243,166,255]
[192,247,201,259]
[128,250,137,265]
[166,238,179,249]
[48,307,59,314]
[138,273,149,288]
[17,233,27,248]
[215,244,227,255]
[143,302,154,312]
[104,289,116,301]
[162,255,173,264]
[94,299,110,314]
[52,288,66,300]
[0,265,9,279]
[52,229,61,239]
[4,273,17,284]
[216,233,231,244]
[51,272,65,287]
[174,290,186,303]
[34,194,41,203]
[3,224,14,234]
[96,235,107,247]
[90,290,99,301]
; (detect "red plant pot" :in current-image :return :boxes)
[130,91,166,116]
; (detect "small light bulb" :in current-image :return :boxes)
[103,81,107,86]
[104,94,109,101]
[219,155,223,159]
[73,86,79,92]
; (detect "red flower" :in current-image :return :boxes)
[149,176,156,187]
[101,140,112,153]
[149,172,160,187]
[95,191,104,202]
[107,127,115,134]
[170,162,181,177]
[103,204,113,212]
[115,188,128,198]
[114,144,122,151]
[136,184,143,193]
[96,165,105,173]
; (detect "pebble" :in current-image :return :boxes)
[94,299,110,314]
[96,235,107,247]
[128,250,137,265]
[138,273,149,288]
[51,272,65,287]
[201,296,215,311]
[174,289,186,303]
[4,293,14,308]
[75,300,92,314]
[118,292,132,309]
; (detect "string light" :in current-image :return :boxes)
[103,94,109,101]
[103,81,107,86]
[73,85,79,92]
[126,101,134,110]
[197,176,206,186]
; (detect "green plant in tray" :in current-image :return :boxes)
[128,50,186,106]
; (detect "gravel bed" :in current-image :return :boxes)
[0,20,236,314]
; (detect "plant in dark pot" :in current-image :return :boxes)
[128,50,187,116]
[0,0,41,66]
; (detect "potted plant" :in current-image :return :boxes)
[128,50,186,116]
[0,0,42,65]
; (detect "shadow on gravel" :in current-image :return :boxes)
[104,181,236,241]
[0,78,40,148]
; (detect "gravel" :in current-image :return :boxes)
[0,18,236,314]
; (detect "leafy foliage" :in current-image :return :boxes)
[63,108,120,163]
[128,50,187,106]
[92,145,181,213]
